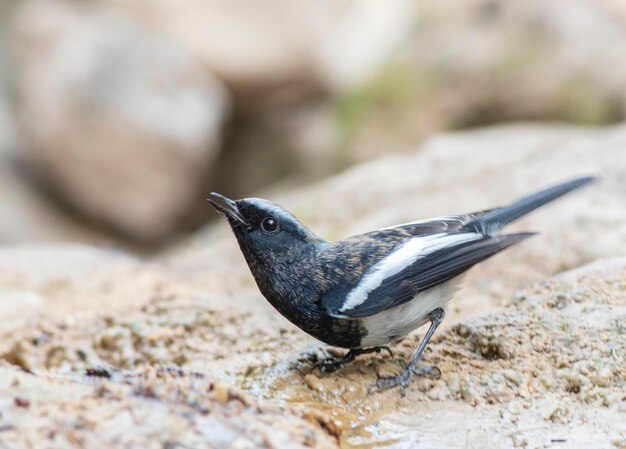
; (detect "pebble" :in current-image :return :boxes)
[326,347,345,358]
[375,362,398,378]
[591,367,613,388]
[14,397,30,408]
[445,372,461,395]
[503,369,523,387]
[212,383,230,404]
[304,374,325,393]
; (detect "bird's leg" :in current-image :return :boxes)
[314,346,393,373]
[372,308,445,395]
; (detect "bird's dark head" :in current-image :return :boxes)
[208,193,325,255]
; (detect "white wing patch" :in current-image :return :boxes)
[339,232,480,313]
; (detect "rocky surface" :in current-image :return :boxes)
[115,0,415,103]
[0,365,339,449]
[0,124,625,448]
[0,253,624,448]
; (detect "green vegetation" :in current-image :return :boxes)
[335,63,432,155]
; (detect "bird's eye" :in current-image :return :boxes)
[261,217,280,235]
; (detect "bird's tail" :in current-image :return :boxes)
[462,176,596,235]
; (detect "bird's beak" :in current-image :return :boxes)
[207,192,248,225]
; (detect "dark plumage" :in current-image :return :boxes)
[208,176,595,392]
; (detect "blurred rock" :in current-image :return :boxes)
[1,80,121,246]
[0,92,13,156]
[0,0,15,155]
[411,0,626,126]
[168,123,626,324]
[119,0,416,104]
[334,0,626,165]
[0,157,123,245]
[213,100,340,198]
[115,0,416,194]
[11,0,230,242]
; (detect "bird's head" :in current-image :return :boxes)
[208,193,325,255]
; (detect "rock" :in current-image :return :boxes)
[1,49,123,246]
[119,0,415,103]
[0,76,132,246]
[0,243,179,334]
[113,0,416,193]
[334,0,626,166]
[0,147,130,245]
[11,0,230,241]
[0,365,339,449]
[305,373,325,393]
[0,88,14,156]
[213,100,341,198]
[3,253,623,448]
[410,0,626,125]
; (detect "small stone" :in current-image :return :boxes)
[426,385,448,400]
[612,438,626,449]
[502,369,524,387]
[459,383,477,405]
[14,397,30,408]
[326,347,344,358]
[304,374,325,393]
[445,372,461,395]
[2,342,33,372]
[212,384,229,404]
[591,367,613,388]
[548,404,571,424]
[564,374,583,394]
[375,362,399,379]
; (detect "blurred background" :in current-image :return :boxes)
[1,0,625,252]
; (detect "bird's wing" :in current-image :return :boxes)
[322,231,533,319]
[372,210,493,237]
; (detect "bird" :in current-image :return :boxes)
[208,176,595,393]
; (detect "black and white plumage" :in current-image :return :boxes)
[208,176,595,392]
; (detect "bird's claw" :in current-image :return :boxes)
[306,346,393,374]
[373,346,394,359]
[307,352,347,373]
[371,372,412,396]
[316,359,345,373]
[369,365,441,395]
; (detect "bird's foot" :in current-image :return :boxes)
[315,357,347,373]
[367,346,394,359]
[304,350,350,373]
[310,346,394,374]
[370,364,441,396]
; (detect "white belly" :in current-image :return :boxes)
[358,276,463,347]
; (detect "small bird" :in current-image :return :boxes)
[208,176,594,392]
